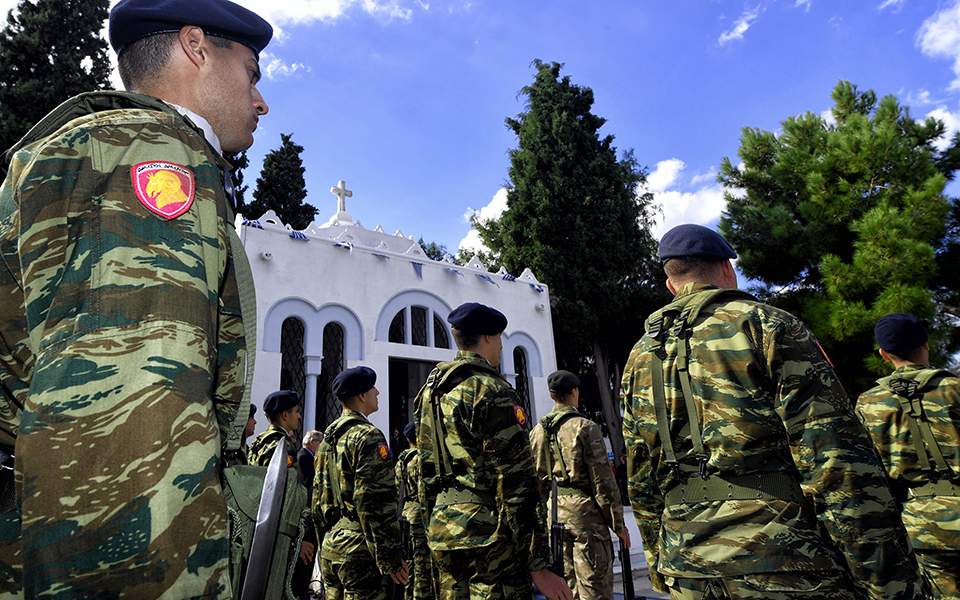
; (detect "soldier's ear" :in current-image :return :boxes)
[178,26,208,69]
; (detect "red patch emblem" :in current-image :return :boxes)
[513,404,528,428]
[130,161,196,220]
[376,443,390,461]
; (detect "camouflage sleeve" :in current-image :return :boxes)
[581,422,624,531]
[621,347,667,593]
[352,428,402,574]
[477,385,550,572]
[13,119,232,594]
[766,314,921,600]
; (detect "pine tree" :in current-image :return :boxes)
[225,151,251,215]
[0,0,111,152]
[475,60,665,461]
[719,81,960,386]
[247,133,317,230]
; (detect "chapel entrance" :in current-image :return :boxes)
[388,358,437,451]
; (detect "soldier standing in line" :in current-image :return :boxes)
[530,370,630,599]
[414,302,572,600]
[857,313,960,599]
[0,0,272,596]
[621,224,926,600]
[240,404,259,464]
[314,366,409,599]
[396,422,436,600]
[248,390,302,467]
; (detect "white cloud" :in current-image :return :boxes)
[793,0,811,13]
[261,52,311,80]
[917,1,960,91]
[646,159,685,193]
[905,88,943,106]
[458,187,508,252]
[878,0,905,11]
[718,6,762,46]
[642,160,730,240]
[820,108,837,126]
[0,0,17,18]
[234,0,415,32]
[690,166,719,187]
[926,106,960,151]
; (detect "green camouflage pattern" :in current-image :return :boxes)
[917,550,960,600]
[0,92,249,598]
[396,447,436,600]
[319,557,389,600]
[530,405,622,599]
[414,351,550,575]
[247,423,299,467]
[664,570,858,599]
[431,538,531,599]
[313,409,402,580]
[857,365,960,598]
[621,283,923,600]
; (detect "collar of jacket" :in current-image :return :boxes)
[3,90,230,171]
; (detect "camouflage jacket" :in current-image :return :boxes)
[621,283,921,599]
[415,351,549,571]
[0,91,248,598]
[857,365,960,552]
[529,405,624,532]
[247,423,299,467]
[396,447,422,524]
[313,409,402,574]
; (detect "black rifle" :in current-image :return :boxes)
[549,479,565,577]
[618,536,638,600]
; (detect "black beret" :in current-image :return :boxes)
[263,390,299,416]
[447,303,508,336]
[402,422,417,443]
[875,313,928,357]
[659,224,737,261]
[248,404,256,418]
[109,0,273,57]
[548,370,580,394]
[333,366,377,400]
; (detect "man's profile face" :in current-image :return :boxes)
[244,416,256,438]
[199,39,269,153]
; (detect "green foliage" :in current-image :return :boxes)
[247,133,318,230]
[417,238,449,262]
[0,0,111,152]
[225,151,251,214]
[475,60,665,370]
[454,244,500,269]
[719,80,959,388]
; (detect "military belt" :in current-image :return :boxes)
[908,479,960,499]
[434,487,494,508]
[664,472,802,506]
[332,515,363,532]
[556,485,591,498]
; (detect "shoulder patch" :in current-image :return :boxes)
[131,161,196,220]
[376,442,390,461]
[513,404,528,428]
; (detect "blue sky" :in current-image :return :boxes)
[20,0,955,255]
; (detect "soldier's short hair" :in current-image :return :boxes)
[302,430,323,446]
[452,328,481,350]
[663,256,724,280]
[117,32,233,91]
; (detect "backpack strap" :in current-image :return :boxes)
[423,362,488,486]
[323,417,367,514]
[541,411,583,476]
[887,373,954,478]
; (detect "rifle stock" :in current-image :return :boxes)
[619,537,637,600]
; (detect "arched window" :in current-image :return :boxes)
[514,347,532,417]
[386,305,450,349]
[280,317,306,435]
[317,322,345,431]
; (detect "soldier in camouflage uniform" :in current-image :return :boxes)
[397,422,436,600]
[621,224,925,600]
[313,366,409,600]
[857,314,960,599]
[0,1,271,596]
[530,370,629,600]
[248,389,302,467]
[415,302,572,600]
[239,404,258,464]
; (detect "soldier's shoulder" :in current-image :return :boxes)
[857,384,896,410]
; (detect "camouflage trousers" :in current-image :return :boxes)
[665,571,858,599]
[406,518,437,600]
[320,557,390,600]
[0,506,19,598]
[562,527,612,600]
[433,539,530,599]
[918,550,960,600]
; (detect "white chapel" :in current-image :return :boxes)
[241,180,559,446]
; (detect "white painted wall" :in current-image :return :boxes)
[239,215,558,440]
